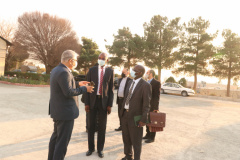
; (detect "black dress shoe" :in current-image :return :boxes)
[121,156,133,160]
[86,150,95,156]
[142,135,149,139]
[145,139,154,143]
[115,126,122,131]
[98,151,104,158]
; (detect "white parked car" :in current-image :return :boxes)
[161,83,195,97]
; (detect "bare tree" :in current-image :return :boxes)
[0,20,29,71]
[0,20,16,40]
[14,11,81,73]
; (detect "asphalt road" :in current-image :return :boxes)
[0,83,239,160]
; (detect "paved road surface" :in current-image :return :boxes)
[0,83,239,160]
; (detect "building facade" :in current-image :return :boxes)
[0,36,12,76]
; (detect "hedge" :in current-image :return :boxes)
[4,72,50,82]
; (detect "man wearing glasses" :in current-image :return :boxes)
[48,50,94,160]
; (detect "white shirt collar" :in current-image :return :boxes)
[98,65,105,69]
[133,77,141,84]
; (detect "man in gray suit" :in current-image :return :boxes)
[120,65,152,160]
[48,50,94,160]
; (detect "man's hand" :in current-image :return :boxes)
[79,81,90,86]
[107,106,111,115]
[138,121,146,127]
[85,105,90,113]
[86,86,94,93]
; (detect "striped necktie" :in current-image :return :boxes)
[99,66,104,95]
[125,81,135,105]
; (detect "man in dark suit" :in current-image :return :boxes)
[143,69,161,143]
[115,68,131,131]
[48,50,94,160]
[85,53,114,158]
[120,65,152,160]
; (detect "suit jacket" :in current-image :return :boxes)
[85,66,114,110]
[116,77,131,104]
[120,78,152,123]
[149,78,161,111]
[49,63,87,120]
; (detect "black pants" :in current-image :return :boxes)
[48,119,74,160]
[117,98,124,126]
[86,112,99,131]
[146,125,156,140]
[88,96,107,152]
[122,110,143,160]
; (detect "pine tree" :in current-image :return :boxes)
[173,17,217,90]
[143,15,181,82]
[211,29,240,97]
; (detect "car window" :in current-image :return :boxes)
[173,84,178,88]
[163,83,170,86]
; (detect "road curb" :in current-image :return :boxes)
[0,81,50,87]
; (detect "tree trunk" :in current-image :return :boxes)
[193,69,197,91]
[157,66,161,83]
[46,65,52,74]
[127,57,131,71]
[226,61,232,97]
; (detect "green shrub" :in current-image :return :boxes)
[0,76,49,85]
[165,76,176,83]
[4,72,50,82]
[178,77,187,87]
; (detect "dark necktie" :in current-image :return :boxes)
[99,66,104,95]
[125,81,135,105]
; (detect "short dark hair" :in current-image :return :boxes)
[149,70,155,77]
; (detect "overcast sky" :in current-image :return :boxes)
[1,0,240,84]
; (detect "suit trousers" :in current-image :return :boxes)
[146,125,156,140]
[117,98,124,126]
[88,96,107,152]
[48,119,74,160]
[121,110,143,160]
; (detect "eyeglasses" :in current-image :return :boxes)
[71,59,77,62]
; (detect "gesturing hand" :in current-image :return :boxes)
[86,86,94,93]
[79,81,90,86]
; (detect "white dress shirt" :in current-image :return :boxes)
[118,77,128,97]
[97,65,105,95]
[124,77,142,109]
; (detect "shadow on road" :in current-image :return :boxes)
[165,122,240,160]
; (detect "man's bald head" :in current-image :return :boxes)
[133,65,145,79]
[99,53,108,60]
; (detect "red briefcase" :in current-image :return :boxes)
[147,112,166,132]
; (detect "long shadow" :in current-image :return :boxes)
[0,130,123,159]
[0,137,50,159]
[165,122,240,160]
[66,137,149,160]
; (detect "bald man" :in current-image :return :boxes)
[120,65,152,160]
